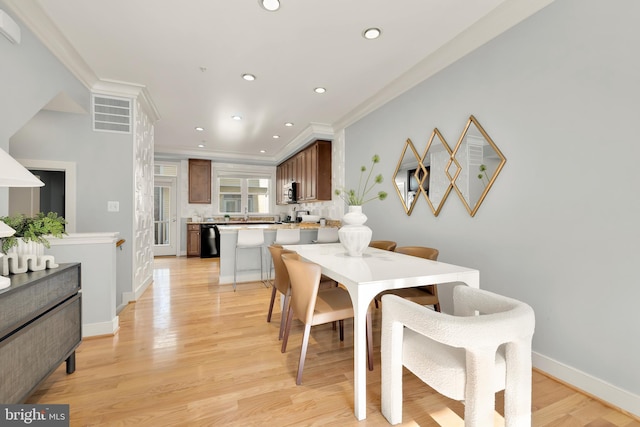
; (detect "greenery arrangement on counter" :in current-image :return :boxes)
[335,154,388,206]
[0,212,67,253]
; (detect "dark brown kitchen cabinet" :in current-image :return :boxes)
[276,165,284,205]
[188,159,211,204]
[187,224,201,257]
[276,140,331,204]
[301,140,331,202]
[294,151,305,200]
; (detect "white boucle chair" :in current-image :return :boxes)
[381,286,535,427]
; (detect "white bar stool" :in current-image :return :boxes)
[234,229,266,291]
[273,228,300,246]
[312,227,339,243]
[269,228,301,280]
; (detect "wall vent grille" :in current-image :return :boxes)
[93,95,131,133]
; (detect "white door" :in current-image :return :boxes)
[153,177,177,256]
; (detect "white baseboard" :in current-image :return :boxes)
[533,352,640,418]
[121,277,153,306]
[134,277,153,300]
[82,316,119,338]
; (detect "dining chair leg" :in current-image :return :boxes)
[267,286,277,323]
[281,308,294,353]
[366,310,374,371]
[339,319,344,341]
[279,294,291,340]
[296,324,312,385]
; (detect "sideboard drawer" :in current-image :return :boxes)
[0,294,81,403]
[0,264,81,338]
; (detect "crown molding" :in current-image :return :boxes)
[92,79,161,123]
[154,122,334,166]
[153,146,280,166]
[3,0,98,88]
[276,123,334,161]
[4,0,161,123]
[334,0,556,131]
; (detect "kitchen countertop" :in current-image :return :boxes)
[217,222,325,232]
[186,221,278,225]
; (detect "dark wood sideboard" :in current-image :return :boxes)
[0,263,81,403]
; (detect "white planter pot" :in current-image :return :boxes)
[6,238,45,257]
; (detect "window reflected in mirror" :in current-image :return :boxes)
[451,115,506,217]
[392,138,422,215]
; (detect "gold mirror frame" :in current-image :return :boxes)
[450,115,506,217]
[392,138,422,215]
[419,128,459,216]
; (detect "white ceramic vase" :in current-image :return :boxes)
[338,206,372,257]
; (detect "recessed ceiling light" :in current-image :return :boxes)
[273,135,280,139]
[232,115,242,121]
[259,0,280,11]
[195,126,204,131]
[363,27,382,40]
[284,122,294,127]
[314,87,326,94]
[260,150,266,153]
[242,73,256,81]
[198,144,205,148]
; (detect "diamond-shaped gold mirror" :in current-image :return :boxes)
[451,115,506,217]
[419,128,459,216]
[392,138,422,215]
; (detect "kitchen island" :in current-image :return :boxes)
[217,223,327,285]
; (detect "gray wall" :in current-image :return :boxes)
[0,0,88,209]
[0,2,134,308]
[346,0,639,399]
[10,111,134,308]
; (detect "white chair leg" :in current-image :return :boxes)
[381,317,405,425]
[464,349,496,427]
[504,340,532,427]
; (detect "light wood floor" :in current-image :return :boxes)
[27,256,639,426]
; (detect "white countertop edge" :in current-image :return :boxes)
[47,232,121,246]
[217,224,322,233]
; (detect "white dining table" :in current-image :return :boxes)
[282,243,480,421]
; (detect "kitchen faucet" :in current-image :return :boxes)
[244,207,248,221]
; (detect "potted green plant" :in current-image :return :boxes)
[0,212,67,254]
[335,154,388,206]
[224,214,231,223]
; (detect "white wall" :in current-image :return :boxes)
[344,0,640,414]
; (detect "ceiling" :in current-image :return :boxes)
[5,0,551,165]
